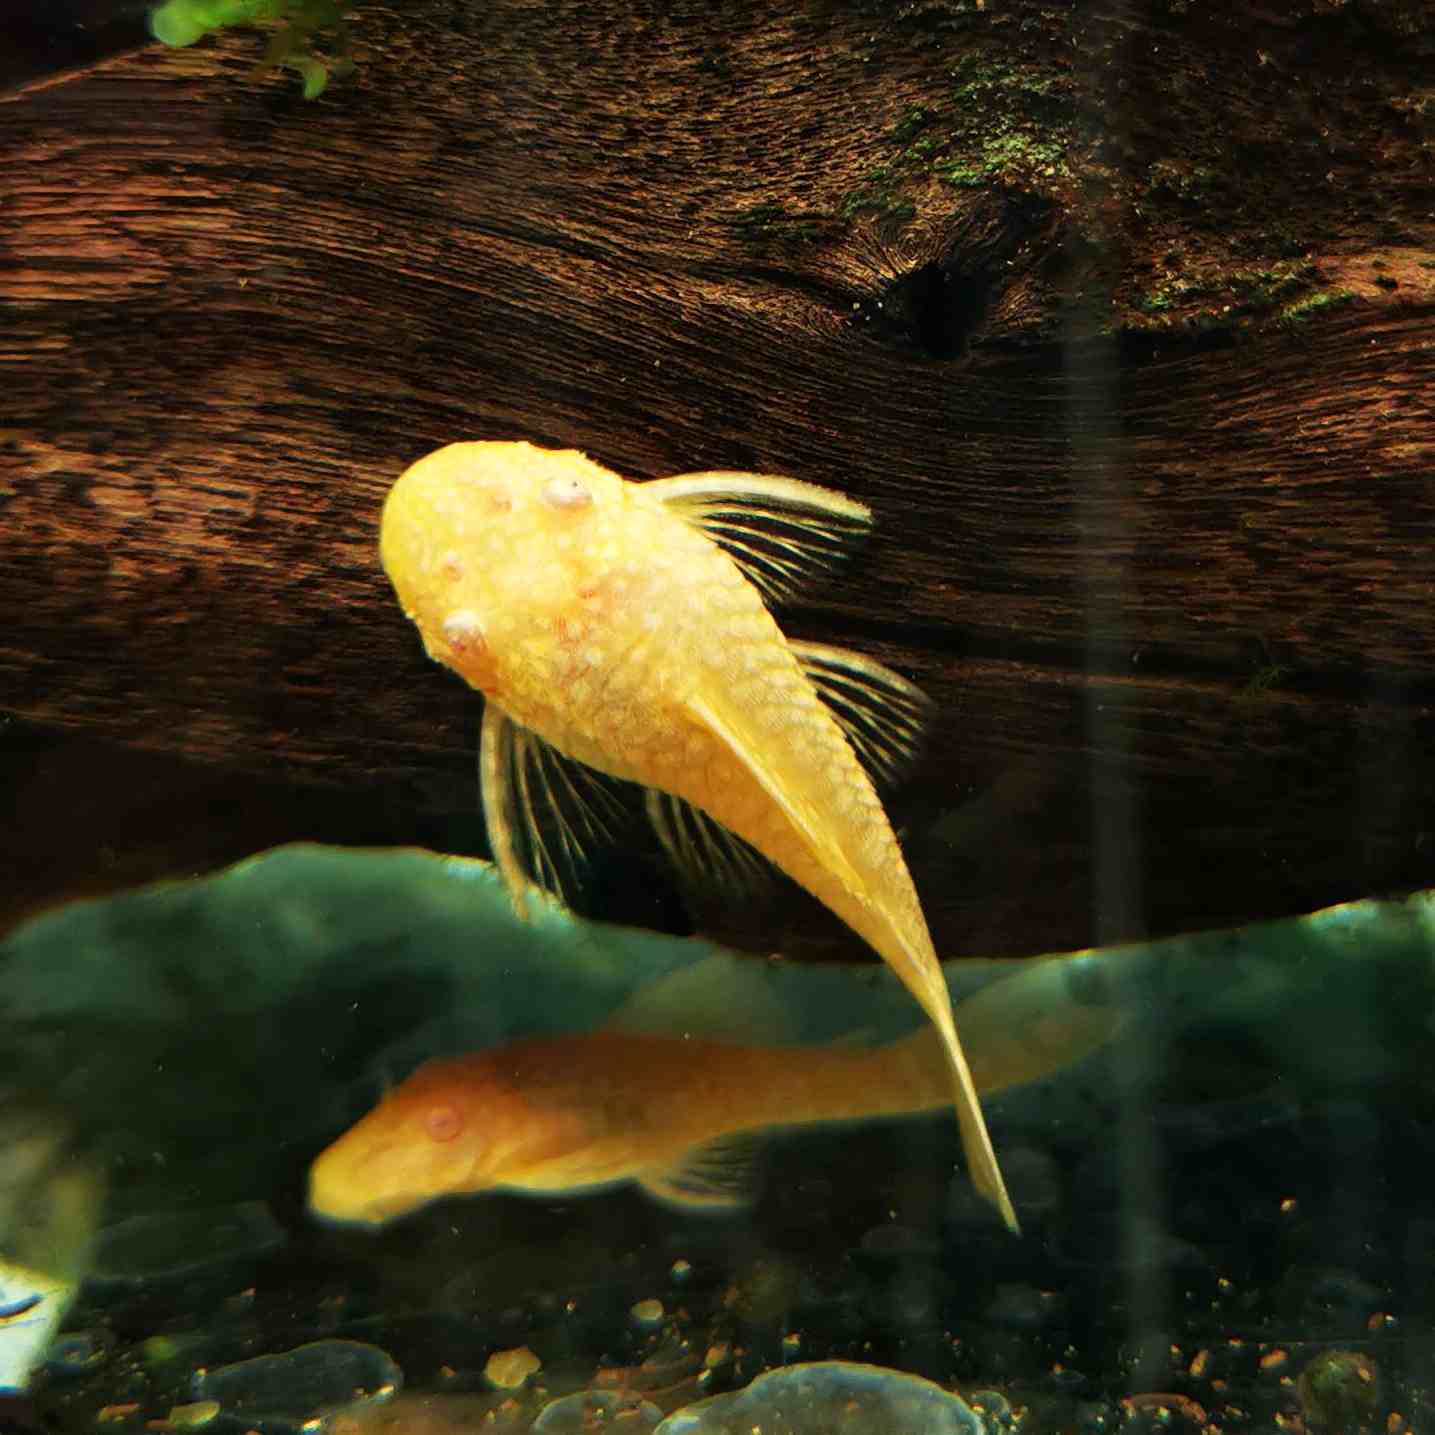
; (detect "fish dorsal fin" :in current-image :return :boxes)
[645,789,773,900]
[788,640,930,790]
[603,954,793,1047]
[642,472,872,605]
[478,705,627,918]
[637,1132,763,1211]
[681,691,868,900]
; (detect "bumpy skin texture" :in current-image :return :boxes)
[382,443,912,944]
[379,442,1014,1228]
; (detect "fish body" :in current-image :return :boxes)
[309,955,1120,1227]
[310,1029,941,1224]
[379,441,1016,1229]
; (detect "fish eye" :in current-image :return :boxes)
[542,475,593,511]
[425,1103,464,1143]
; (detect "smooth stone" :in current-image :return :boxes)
[192,1339,401,1433]
[1297,1349,1381,1430]
[532,1390,663,1433]
[90,1203,285,1286]
[968,1390,1015,1435]
[654,1361,982,1434]
[43,1330,108,1378]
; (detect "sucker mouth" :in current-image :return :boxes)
[307,1189,423,1229]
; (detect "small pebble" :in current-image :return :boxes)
[1123,1393,1208,1426]
[166,1401,221,1429]
[669,1260,693,1285]
[630,1299,664,1330]
[1074,1400,1119,1434]
[1298,1349,1381,1431]
[44,1330,108,1377]
[968,1389,1014,1435]
[485,1346,542,1390]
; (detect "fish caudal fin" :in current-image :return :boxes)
[937,1009,1020,1234]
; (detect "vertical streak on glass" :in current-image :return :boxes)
[1065,0,1163,1364]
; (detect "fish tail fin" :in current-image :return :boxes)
[937,1012,1020,1234]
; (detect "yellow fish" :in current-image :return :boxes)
[379,440,1017,1230]
[309,960,1118,1226]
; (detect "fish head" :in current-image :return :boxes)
[306,1054,537,1227]
[379,441,630,697]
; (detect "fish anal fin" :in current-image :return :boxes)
[642,472,872,605]
[788,640,931,790]
[478,704,628,916]
[682,692,867,899]
[637,1133,763,1212]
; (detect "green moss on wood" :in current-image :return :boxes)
[1279,288,1357,324]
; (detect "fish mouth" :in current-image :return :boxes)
[306,1180,432,1230]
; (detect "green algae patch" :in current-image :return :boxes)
[149,0,355,97]
[1279,288,1358,325]
[933,54,1076,195]
[836,46,1079,228]
[730,203,845,252]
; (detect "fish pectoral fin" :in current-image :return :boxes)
[643,471,872,606]
[788,640,931,791]
[637,1133,764,1211]
[479,704,629,914]
[681,692,868,899]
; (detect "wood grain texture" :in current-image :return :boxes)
[1,0,1432,955]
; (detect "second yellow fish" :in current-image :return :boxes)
[379,440,1017,1230]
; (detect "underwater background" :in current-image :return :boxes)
[2,0,1434,1432]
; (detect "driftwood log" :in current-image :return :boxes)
[1,0,1432,958]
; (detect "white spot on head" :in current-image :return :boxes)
[542,475,593,511]
[442,608,487,655]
